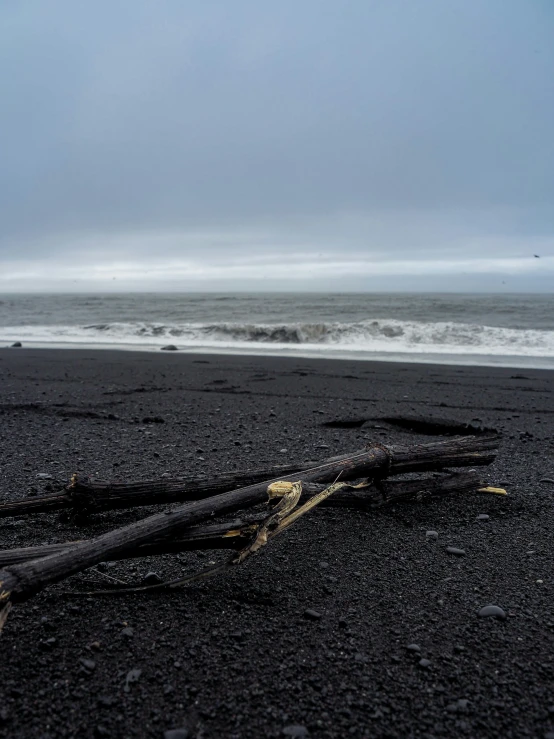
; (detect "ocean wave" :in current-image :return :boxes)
[2,318,554,359]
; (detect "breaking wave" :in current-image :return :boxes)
[3,319,554,365]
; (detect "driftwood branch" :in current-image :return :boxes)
[0,436,498,618]
[62,470,502,598]
[0,471,487,568]
[0,433,498,519]
[0,452,366,519]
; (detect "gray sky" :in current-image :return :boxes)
[1,0,553,292]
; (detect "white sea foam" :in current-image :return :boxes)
[2,318,554,367]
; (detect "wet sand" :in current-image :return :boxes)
[0,348,553,738]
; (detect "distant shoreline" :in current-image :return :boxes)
[2,344,554,371]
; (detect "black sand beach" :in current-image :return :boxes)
[1,348,553,739]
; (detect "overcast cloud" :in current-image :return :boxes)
[1,0,553,292]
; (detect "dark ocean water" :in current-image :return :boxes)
[1,293,553,368]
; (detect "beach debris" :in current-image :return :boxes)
[10,342,22,348]
[446,547,466,556]
[478,485,507,495]
[0,472,491,572]
[0,435,502,630]
[0,437,499,520]
[0,450,365,518]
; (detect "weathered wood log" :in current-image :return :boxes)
[0,493,70,519]
[0,519,258,566]
[0,472,485,567]
[0,433,497,520]
[0,437,497,615]
[0,452,366,519]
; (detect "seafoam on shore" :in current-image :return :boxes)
[1,292,554,368]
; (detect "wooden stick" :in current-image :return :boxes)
[0,431,498,520]
[0,519,257,566]
[0,452,367,519]
[0,436,497,616]
[0,471,484,567]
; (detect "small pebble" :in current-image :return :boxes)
[319,561,329,568]
[406,644,421,653]
[164,730,189,739]
[426,531,438,540]
[120,627,134,639]
[36,473,53,479]
[477,514,490,521]
[80,658,96,672]
[39,637,57,650]
[478,605,507,620]
[160,345,178,351]
[282,726,308,738]
[124,668,142,692]
[418,658,431,669]
[142,571,163,585]
[303,609,322,621]
[446,547,466,556]
[539,478,554,485]
[447,699,469,713]
[11,342,22,348]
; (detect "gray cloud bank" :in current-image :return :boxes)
[1,0,553,291]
